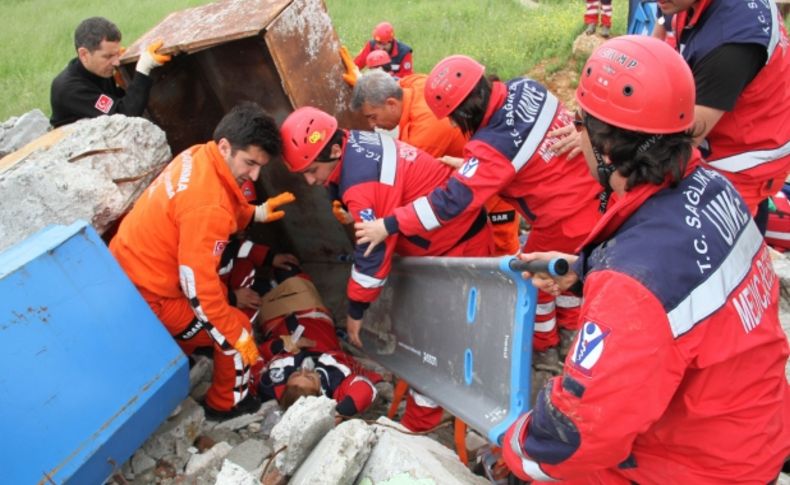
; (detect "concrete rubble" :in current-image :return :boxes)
[105,250,790,485]
[0,114,170,252]
[0,109,50,157]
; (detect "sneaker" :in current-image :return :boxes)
[584,23,596,35]
[203,392,262,421]
[600,26,611,38]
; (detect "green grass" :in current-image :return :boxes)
[27,0,790,122]
[0,0,210,122]
[327,0,628,79]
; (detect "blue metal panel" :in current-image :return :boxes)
[0,221,189,485]
[361,256,536,445]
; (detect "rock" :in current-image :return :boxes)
[572,32,606,59]
[141,397,205,460]
[270,395,336,475]
[0,109,50,157]
[130,449,156,474]
[290,419,376,484]
[0,114,170,252]
[226,439,271,472]
[214,412,264,431]
[215,459,262,485]
[184,441,233,476]
[358,418,488,484]
[258,400,283,438]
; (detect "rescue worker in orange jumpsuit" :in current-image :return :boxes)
[110,103,296,419]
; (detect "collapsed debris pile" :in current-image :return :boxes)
[0,114,170,252]
[110,354,489,485]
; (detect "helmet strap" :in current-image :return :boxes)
[593,146,615,213]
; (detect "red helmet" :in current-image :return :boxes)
[576,35,694,134]
[280,107,338,172]
[373,22,394,44]
[366,49,391,69]
[424,55,485,119]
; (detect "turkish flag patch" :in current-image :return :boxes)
[94,94,114,113]
[213,240,229,256]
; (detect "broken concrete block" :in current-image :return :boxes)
[358,417,488,485]
[214,412,264,431]
[258,400,283,438]
[270,395,336,475]
[189,355,213,390]
[0,114,170,252]
[130,449,157,475]
[216,459,262,485]
[184,441,233,476]
[0,109,50,157]
[226,439,271,472]
[290,419,376,485]
[142,397,205,460]
[204,426,245,449]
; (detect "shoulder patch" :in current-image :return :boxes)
[459,157,479,178]
[94,94,113,114]
[569,321,610,377]
[269,367,284,384]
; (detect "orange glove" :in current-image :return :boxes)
[136,39,171,75]
[339,45,359,87]
[233,329,260,366]
[254,191,296,222]
[332,200,353,225]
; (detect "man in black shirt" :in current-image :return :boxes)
[50,17,170,128]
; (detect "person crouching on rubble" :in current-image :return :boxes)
[503,36,790,483]
[255,270,381,418]
[110,102,296,420]
[278,107,494,349]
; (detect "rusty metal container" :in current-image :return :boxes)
[120,0,362,314]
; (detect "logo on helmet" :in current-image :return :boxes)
[598,47,639,70]
[308,131,324,144]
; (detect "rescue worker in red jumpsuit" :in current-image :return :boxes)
[584,0,613,37]
[279,106,494,350]
[355,55,602,363]
[352,69,522,256]
[661,0,790,229]
[353,21,414,78]
[504,35,790,484]
[110,103,296,419]
[256,272,381,417]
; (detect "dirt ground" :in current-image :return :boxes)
[527,59,579,110]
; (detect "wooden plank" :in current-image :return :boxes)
[119,0,291,62]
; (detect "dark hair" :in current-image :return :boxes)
[213,102,282,157]
[315,129,345,161]
[449,76,492,136]
[279,382,321,411]
[74,17,121,52]
[584,114,695,189]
